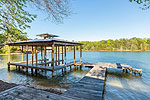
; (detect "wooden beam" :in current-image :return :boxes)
[35,46,38,66]
[22,46,24,62]
[80,46,82,62]
[74,46,75,65]
[44,46,47,66]
[26,45,28,72]
[62,46,63,64]
[55,46,57,66]
[65,45,67,72]
[32,46,34,65]
[26,45,28,66]
[52,42,55,77]
[58,46,60,65]
[41,46,43,63]
[8,45,10,70]
[52,42,55,68]
[8,45,10,63]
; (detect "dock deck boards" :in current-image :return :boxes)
[0,86,74,100]
[62,65,106,100]
[3,62,143,100]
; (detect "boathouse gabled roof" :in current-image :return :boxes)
[36,33,59,39]
[6,38,83,46]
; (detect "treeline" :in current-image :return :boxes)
[0,30,28,53]
[79,37,150,51]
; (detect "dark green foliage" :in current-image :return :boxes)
[129,0,150,9]
[80,37,150,51]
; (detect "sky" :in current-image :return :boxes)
[26,0,150,41]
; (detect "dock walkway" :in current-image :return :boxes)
[1,62,142,100]
[62,64,106,100]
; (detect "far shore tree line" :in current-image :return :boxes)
[1,37,150,53]
[79,37,150,51]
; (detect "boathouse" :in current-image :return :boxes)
[7,33,83,77]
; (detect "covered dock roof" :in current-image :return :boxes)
[6,38,83,46]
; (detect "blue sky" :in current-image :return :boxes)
[26,0,150,41]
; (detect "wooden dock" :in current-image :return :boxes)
[76,62,142,76]
[2,62,143,100]
[62,64,106,100]
[8,60,82,76]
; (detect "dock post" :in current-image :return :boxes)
[55,46,57,66]
[44,46,47,66]
[8,45,10,71]
[22,46,24,62]
[62,46,64,72]
[62,46,64,64]
[41,46,43,63]
[74,46,76,70]
[26,45,28,73]
[22,46,24,69]
[52,42,55,77]
[130,69,132,75]
[31,46,34,74]
[80,46,82,69]
[35,46,38,75]
[58,46,60,65]
[65,45,67,72]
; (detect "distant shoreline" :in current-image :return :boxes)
[84,50,150,52]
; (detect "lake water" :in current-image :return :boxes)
[0,51,150,100]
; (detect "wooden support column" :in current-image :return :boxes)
[65,45,67,72]
[26,45,28,72]
[58,46,60,65]
[22,46,24,62]
[44,46,47,66]
[80,46,82,62]
[31,46,34,74]
[35,46,38,76]
[74,46,76,70]
[52,42,55,77]
[55,46,57,66]
[41,46,43,63]
[32,46,34,65]
[8,45,10,70]
[80,46,82,69]
[35,46,38,66]
[62,46,64,64]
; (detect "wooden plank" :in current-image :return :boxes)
[63,64,106,100]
